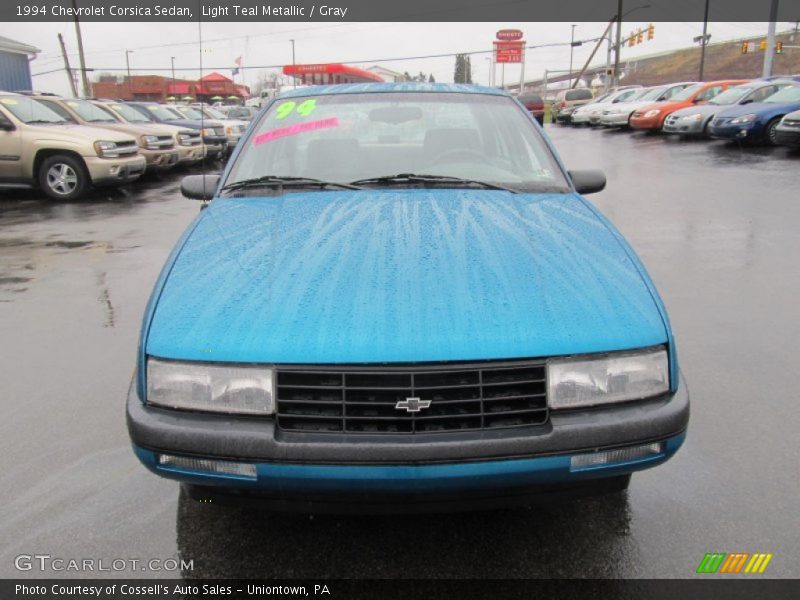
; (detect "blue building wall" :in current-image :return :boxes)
[0,51,33,92]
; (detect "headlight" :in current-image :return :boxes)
[146,358,275,415]
[644,109,661,118]
[731,113,756,124]
[94,140,119,157]
[688,113,704,122]
[201,127,215,137]
[547,347,669,410]
[177,132,195,146]
[140,134,159,150]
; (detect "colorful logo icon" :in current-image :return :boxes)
[696,553,773,574]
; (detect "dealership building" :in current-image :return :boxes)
[91,71,250,102]
[0,36,40,92]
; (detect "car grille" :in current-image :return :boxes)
[665,115,679,125]
[115,141,139,156]
[214,127,226,136]
[155,135,175,148]
[276,361,548,434]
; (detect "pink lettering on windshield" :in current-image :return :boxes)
[252,117,340,146]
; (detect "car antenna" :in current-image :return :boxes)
[198,18,209,209]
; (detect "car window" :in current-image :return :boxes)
[764,86,800,103]
[566,89,592,101]
[709,86,755,105]
[108,102,152,123]
[612,90,637,103]
[63,99,118,123]
[638,87,667,101]
[34,99,76,122]
[203,107,227,120]
[92,104,123,122]
[695,86,723,102]
[173,105,205,120]
[137,104,183,121]
[1,96,70,124]
[662,84,692,100]
[670,84,703,102]
[749,85,785,103]
[226,92,570,193]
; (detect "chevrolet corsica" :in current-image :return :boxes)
[127,83,689,512]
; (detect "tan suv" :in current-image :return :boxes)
[91,100,205,166]
[31,95,180,172]
[0,93,145,201]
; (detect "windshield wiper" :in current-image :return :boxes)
[26,120,64,125]
[350,173,518,194]
[219,175,363,194]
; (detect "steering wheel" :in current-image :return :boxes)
[429,148,488,165]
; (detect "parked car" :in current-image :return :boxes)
[599,82,696,127]
[773,109,800,147]
[90,100,206,166]
[551,88,594,124]
[663,80,795,137]
[125,102,228,159]
[0,93,145,201]
[172,104,248,153]
[571,87,643,126]
[127,82,688,512]
[220,105,258,121]
[29,95,180,173]
[630,80,750,131]
[516,93,545,125]
[708,85,800,145]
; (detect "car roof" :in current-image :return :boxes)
[276,82,510,99]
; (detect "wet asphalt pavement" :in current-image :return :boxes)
[1,128,799,580]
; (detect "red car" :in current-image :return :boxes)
[517,93,545,126]
[630,80,750,131]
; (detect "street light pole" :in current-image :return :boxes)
[125,50,133,100]
[569,24,577,87]
[290,39,296,88]
[614,0,623,87]
[763,0,779,78]
[698,0,711,80]
[170,56,176,94]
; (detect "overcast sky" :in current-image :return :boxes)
[12,21,798,95]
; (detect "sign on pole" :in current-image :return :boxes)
[494,40,525,63]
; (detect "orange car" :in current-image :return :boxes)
[629,80,750,131]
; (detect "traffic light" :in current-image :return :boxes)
[628,33,635,47]
[776,41,783,54]
[637,29,644,44]
[647,24,655,40]
[741,41,749,54]
[759,40,767,51]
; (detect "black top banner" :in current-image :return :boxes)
[2,0,798,22]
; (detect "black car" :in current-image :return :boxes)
[125,102,228,159]
[774,109,800,147]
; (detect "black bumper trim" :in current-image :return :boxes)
[127,372,689,465]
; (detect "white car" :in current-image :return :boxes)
[571,88,644,125]
[599,82,696,127]
[170,104,249,153]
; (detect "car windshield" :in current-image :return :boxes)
[591,93,611,103]
[709,86,755,105]
[202,107,227,120]
[225,92,570,193]
[143,104,185,121]
[173,106,204,119]
[670,84,703,102]
[109,102,151,123]
[0,96,69,124]
[763,86,800,103]
[625,88,651,101]
[65,99,117,123]
[638,86,668,101]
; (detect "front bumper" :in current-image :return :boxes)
[142,148,180,171]
[127,373,689,500]
[708,120,760,141]
[176,145,205,164]
[84,155,147,185]
[599,112,632,127]
[663,117,706,135]
[629,115,663,130]
[774,127,800,146]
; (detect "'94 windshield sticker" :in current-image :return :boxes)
[273,99,317,120]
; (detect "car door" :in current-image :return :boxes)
[0,105,23,181]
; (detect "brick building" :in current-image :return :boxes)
[91,71,250,102]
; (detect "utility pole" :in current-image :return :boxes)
[57,33,78,97]
[572,19,615,89]
[763,0,779,78]
[698,0,710,80]
[125,50,134,100]
[71,0,90,97]
[170,56,176,97]
[290,39,296,88]
[614,0,623,87]
[569,24,577,87]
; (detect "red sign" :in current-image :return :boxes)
[494,40,525,63]
[496,29,524,41]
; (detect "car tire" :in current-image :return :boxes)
[38,154,89,201]
[764,117,781,146]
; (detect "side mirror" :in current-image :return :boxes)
[568,170,606,195]
[180,174,220,201]
[0,119,15,131]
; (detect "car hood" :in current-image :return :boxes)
[34,123,136,143]
[164,118,224,129]
[670,104,728,118]
[146,190,668,364]
[607,99,659,113]
[714,101,800,118]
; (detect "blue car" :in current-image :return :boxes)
[127,83,688,512]
[708,83,800,144]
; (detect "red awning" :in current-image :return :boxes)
[167,83,191,95]
[282,63,384,84]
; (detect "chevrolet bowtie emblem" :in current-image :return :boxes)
[395,397,431,413]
